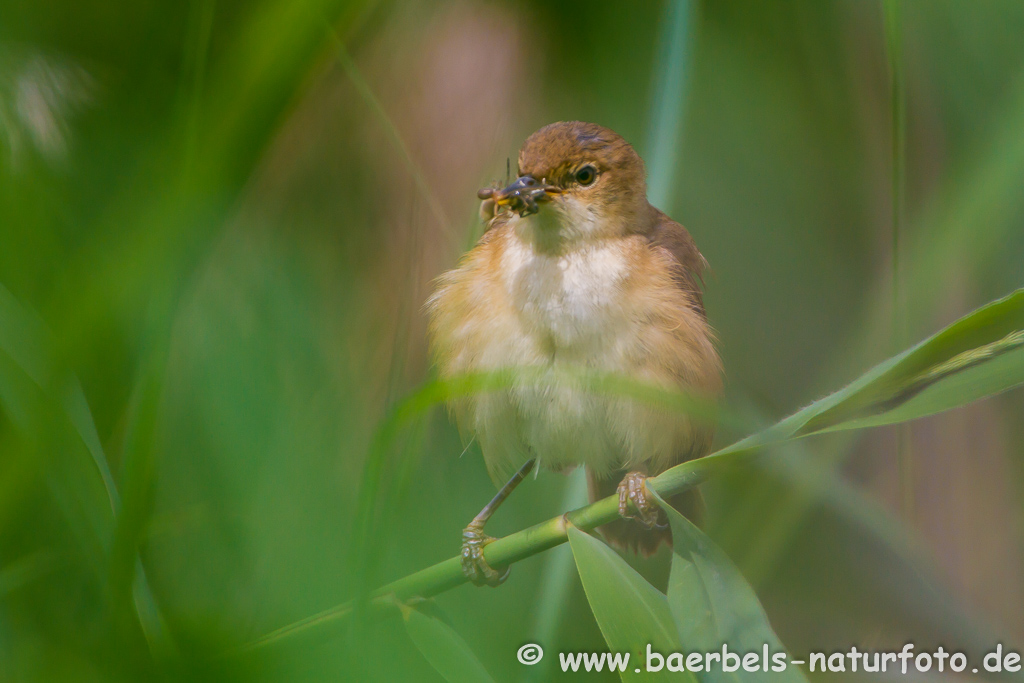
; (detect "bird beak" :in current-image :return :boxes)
[478,175,561,217]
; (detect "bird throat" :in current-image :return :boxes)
[519,205,572,255]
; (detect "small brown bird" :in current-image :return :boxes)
[427,121,722,586]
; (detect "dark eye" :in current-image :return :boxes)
[574,165,598,186]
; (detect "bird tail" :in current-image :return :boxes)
[586,468,704,556]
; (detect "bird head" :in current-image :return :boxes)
[479,121,649,250]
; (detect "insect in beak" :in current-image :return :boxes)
[478,175,561,217]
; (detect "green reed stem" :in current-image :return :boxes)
[884,0,912,518]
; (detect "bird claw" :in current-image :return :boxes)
[617,472,666,529]
[461,522,509,587]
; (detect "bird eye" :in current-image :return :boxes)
[574,165,598,186]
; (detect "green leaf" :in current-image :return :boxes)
[402,607,496,683]
[798,290,1024,434]
[0,283,173,656]
[0,285,115,564]
[568,526,695,682]
[655,288,1024,493]
[821,335,1024,431]
[652,491,808,683]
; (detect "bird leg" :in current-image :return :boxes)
[617,471,665,529]
[461,459,536,587]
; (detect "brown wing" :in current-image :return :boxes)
[643,208,709,320]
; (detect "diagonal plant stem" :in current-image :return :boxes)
[240,333,1024,650]
[237,286,1024,653]
[240,464,703,651]
[238,418,839,651]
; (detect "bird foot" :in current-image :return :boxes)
[617,471,666,529]
[461,522,509,587]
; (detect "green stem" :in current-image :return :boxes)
[884,0,912,518]
[238,287,1024,652]
[240,450,739,652]
[644,0,695,210]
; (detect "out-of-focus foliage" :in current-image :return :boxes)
[1,0,1023,681]
[402,605,497,683]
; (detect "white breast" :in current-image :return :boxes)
[500,236,630,357]
[461,227,646,477]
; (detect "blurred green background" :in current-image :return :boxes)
[1,0,1024,680]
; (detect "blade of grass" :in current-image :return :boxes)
[645,0,696,211]
[402,605,497,683]
[0,283,176,658]
[653,488,808,683]
[884,0,913,519]
[108,350,176,661]
[568,526,695,682]
[833,66,1024,409]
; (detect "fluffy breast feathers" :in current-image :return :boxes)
[426,214,722,485]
